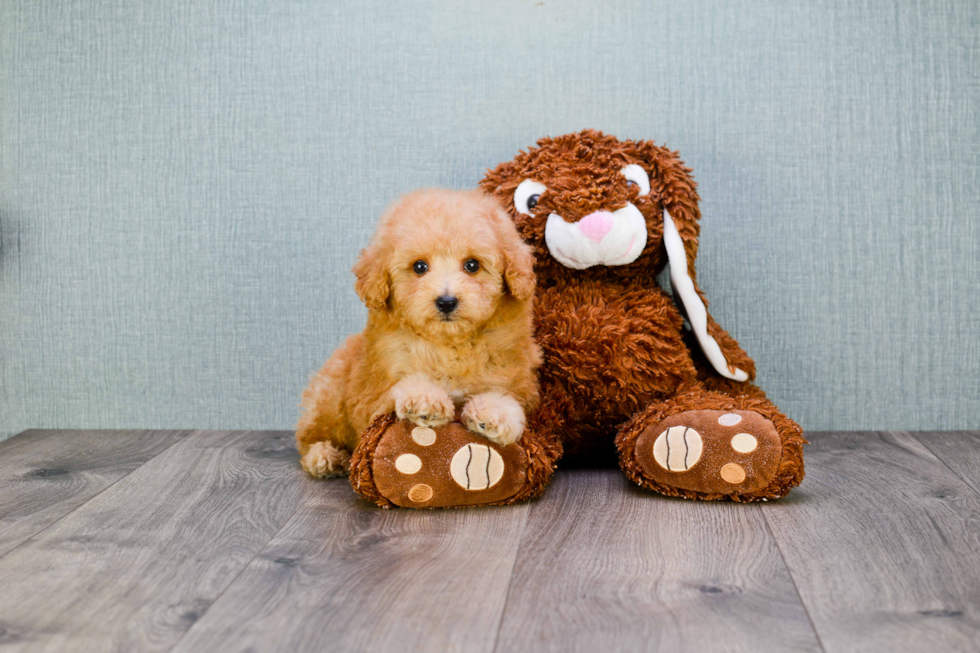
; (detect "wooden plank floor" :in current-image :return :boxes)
[0,430,978,652]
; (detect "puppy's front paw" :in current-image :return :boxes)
[391,376,455,428]
[397,393,454,427]
[462,392,526,446]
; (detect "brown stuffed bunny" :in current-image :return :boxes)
[478,129,805,501]
[352,130,804,507]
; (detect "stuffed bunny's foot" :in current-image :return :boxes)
[354,419,530,508]
[632,410,783,498]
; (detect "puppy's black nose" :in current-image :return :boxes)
[435,295,459,314]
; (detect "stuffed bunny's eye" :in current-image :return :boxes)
[620,164,650,197]
[514,179,547,215]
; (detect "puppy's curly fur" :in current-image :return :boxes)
[296,189,541,478]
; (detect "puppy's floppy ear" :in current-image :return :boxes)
[485,199,535,300]
[352,241,390,310]
[502,234,536,301]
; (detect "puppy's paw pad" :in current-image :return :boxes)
[395,393,454,428]
[464,418,518,445]
[462,413,509,444]
[461,393,525,446]
[301,441,350,478]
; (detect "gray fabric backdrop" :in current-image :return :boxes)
[1,0,978,442]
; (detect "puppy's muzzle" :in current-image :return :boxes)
[435,295,459,316]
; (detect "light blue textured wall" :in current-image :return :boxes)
[1,0,978,441]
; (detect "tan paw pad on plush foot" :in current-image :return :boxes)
[370,421,528,508]
[636,410,781,495]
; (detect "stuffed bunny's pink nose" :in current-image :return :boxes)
[578,211,614,243]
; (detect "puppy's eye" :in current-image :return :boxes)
[514,179,547,215]
[626,180,638,189]
[413,260,428,275]
[463,258,480,273]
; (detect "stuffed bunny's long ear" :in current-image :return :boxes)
[663,209,749,382]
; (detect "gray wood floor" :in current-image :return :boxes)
[0,430,978,652]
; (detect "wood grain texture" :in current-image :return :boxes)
[172,482,530,653]
[0,429,187,558]
[0,430,314,653]
[495,469,821,653]
[913,431,980,496]
[761,431,980,652]
[4,430,980,652]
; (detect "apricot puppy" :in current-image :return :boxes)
[296,189,541,478]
